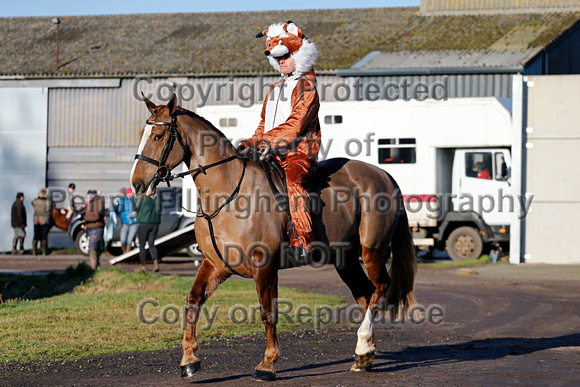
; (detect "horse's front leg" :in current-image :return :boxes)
[181,258,227,379]
[252,259,280,381]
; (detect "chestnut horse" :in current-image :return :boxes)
[130,94,417,381]
[51,208,71,231]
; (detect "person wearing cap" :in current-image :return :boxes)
[11,192,27,254]
[83,189,105,269]
[240,20,321,260]
[65,182,78,221]
[31,188,53,255]
[115,187,138,253]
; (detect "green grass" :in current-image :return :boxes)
[0,267,344,363]
[420,254,491,269]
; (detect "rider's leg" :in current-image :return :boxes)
[283,161,314,252]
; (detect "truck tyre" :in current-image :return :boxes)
[446,226,483,261]
[106,242,123,257]
[75,230,90,256]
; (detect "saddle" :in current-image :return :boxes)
[240,147,309,269]
[240,147,291,215]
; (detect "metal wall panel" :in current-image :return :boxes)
[0,88,47,252]
[524,75,580,264]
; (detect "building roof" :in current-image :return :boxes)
[1,7,579,78]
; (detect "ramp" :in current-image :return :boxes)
[109,223,196,265]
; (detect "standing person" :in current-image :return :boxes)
[31,188,53,255]
[65,183,77,221]
[84,189,105,270]
[240,21,320,260]
[133,195,161,272]
[11,192,27,254]
[116,187,138,253]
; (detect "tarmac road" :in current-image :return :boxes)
[1,254,579,386]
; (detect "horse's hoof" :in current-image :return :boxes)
[181,360,201,379]
[252,368,276,381]
[350,352,374,372]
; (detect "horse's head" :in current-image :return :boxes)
[131,93,189,198]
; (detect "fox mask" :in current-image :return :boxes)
[256,20,318,74]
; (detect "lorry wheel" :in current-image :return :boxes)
[75,230,90,256]
[106,243,123,256]
[446,226,483,261]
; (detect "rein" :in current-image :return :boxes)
[135,115,251,278]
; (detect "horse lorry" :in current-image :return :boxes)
[194,97,514,261]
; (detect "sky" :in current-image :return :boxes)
[2,0,420,17]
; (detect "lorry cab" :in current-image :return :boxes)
[452,148,511,226]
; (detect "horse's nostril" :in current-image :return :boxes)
[134,181,144,193]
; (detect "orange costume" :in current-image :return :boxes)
[242,21,321,252]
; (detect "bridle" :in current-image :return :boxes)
[135,114,240,184]
[134,113,251,278]
[135,115,190,183]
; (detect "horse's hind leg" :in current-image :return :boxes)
[350,245,391,372]
[333,245,377,372]
[181,258,227,379]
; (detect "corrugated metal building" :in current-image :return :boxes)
[1,1,580,251]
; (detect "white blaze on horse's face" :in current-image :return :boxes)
[130,124,153,194]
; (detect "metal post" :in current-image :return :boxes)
[52,17,60,71]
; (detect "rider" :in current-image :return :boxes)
[240,21,321,259]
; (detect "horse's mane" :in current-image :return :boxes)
[176,106,230,142]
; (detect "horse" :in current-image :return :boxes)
[51,208,71,231]
[130,93,418,381]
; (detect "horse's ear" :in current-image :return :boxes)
[142,92,157,114]
[167,93,178,115]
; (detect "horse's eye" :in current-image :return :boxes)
[154,134,164,141]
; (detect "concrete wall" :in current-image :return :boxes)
[524,75,580,264]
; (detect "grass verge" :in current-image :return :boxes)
[420,254,491,269]
[0,266,344,363]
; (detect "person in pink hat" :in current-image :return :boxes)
[115,187,138,253]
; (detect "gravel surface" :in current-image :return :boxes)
[1,254,579,386]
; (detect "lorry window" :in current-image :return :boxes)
[465,152,492,179]
[324,115,343,124]
[378,138,416,164]
[495,152,508,181]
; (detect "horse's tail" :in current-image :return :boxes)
[386,205,418,319]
